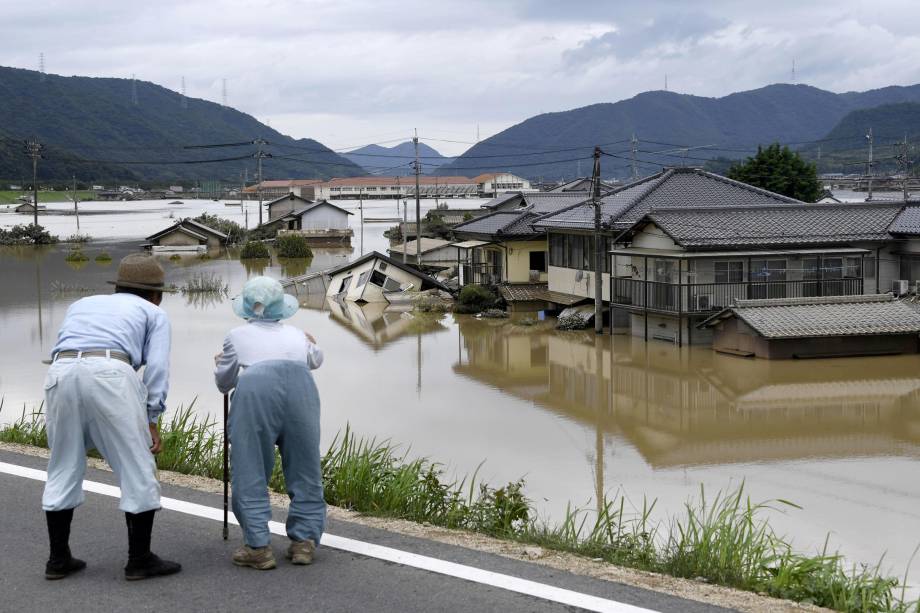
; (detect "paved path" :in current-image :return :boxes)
[0,449,733,613]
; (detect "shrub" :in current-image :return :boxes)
[64,233,91,243]
[64,248,89,262]
[275,233,313,258]
[457,284,498,313]
[0,223,58,245]
[94,252,112,262]
[240,240,270,259]
[191,213,247,244]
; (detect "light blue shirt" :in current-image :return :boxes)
[51,293,171,423]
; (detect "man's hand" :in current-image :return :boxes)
[149,423,162,454]
[304,331,317,344]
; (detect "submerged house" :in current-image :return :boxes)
[608,202,905,344]
[698,294,920,359]
[532,167,805,308]
[451,192,588,287]
[325,251,450,303]
[145,218,228,251]
[260,195,354,243]
[387,238,458,269]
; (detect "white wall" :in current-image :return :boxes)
[301,203,350,230]
[547,266,610,301]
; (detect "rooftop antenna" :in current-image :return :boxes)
[131,74,138,106]
[222,78,227,108]
[39,53,45,82]
[180,76,188,109]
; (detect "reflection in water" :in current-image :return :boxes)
[455,317,920,468]
[319,297,448,351]
[241,258,270,276]
[64,259,90,271]
[182,291,228,309]
[280,257,311,278]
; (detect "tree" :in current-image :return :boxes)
[727,143,822,202]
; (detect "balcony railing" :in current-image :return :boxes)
[462,263,503,286]
[611,278,864,313]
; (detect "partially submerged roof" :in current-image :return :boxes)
[266,193,317,208]
[145,218,228,242]
[699,294,920,339]
[282,199,353,218]
[326,251,451,293]
[635,203,903,249]
[388,237,454,256]
[497,283,590,305]
[534,167,802,232]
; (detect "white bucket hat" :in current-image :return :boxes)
[232,276,299,321]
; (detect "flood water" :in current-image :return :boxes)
[2,198,919,592]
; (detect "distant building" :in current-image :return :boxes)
[145,218,228,251]
[266,193,316,221]
[313,176,480,200]
[169,185,184,193]
[471,173,534,197]
[243,179,325,200]
[260,194,354,244]
[14,202,45,214]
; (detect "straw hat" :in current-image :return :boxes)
[107,253,175,292]
[232,276,298,321]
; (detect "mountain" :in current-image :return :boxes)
[436,84,920,180]
[341,141,455,176]
[0,66,365,184]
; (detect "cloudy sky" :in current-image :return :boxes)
[4,0,920,155]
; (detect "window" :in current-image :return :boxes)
[714,261,743,283]
[369,270,387,287]
[549,234,566,267]
[383,278,402,292]
[865,256,876,279]
[338,275,353,293]
[357,270,371,288]
[567,235,585,270]
[529,250,547,272]
[823,257,843,279]
[378,261,388,271]
[844,256,862,278]
[750,259,786,282]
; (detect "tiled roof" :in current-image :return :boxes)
[387,237,454,255]
[521,192,589,214]
[647,203,902,248]
[455,194,587,238]
[699,294,920,339]
[497,284,589,305]
[481,193,523,209]
[888,204,920,234]
[452,211,526,236]
[534,168,801,231]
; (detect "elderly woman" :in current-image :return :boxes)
[214,276,325,570]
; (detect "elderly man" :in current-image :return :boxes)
[42,253,181,581]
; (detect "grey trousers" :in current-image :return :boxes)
[42,357,160,513]
[229,360,326,548]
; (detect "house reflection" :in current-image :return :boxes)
[315,297,449,351]
[454,318,920,468]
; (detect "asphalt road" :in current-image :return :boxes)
[0,449,734,613]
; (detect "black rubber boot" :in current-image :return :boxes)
[45,509,86,580]
[124,510,181,581]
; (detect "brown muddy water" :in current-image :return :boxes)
[2,232,920,592]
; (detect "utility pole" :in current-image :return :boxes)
[24,140,43,226]
[630,133,639,180]
[897,134,913,201]
[866,128,874,202]
[402,199,408,264]
[73,175,80,232]
[255,138,267,225]
[592,147,604,335]
[131,74,138,106]
[359,187,364,256]
[413,129,421,267]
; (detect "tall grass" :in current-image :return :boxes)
[1,402,917,612]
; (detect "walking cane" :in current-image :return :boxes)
[222,393,229,540]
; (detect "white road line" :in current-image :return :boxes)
[0,460,659,613]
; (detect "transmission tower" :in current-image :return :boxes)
[896,134,914,201]
[180,77,188,109]
[39,53,45,82]
[865,128,874,201]
[222,78,227,107]
[23,139,44,226]
[131,74,139,106]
